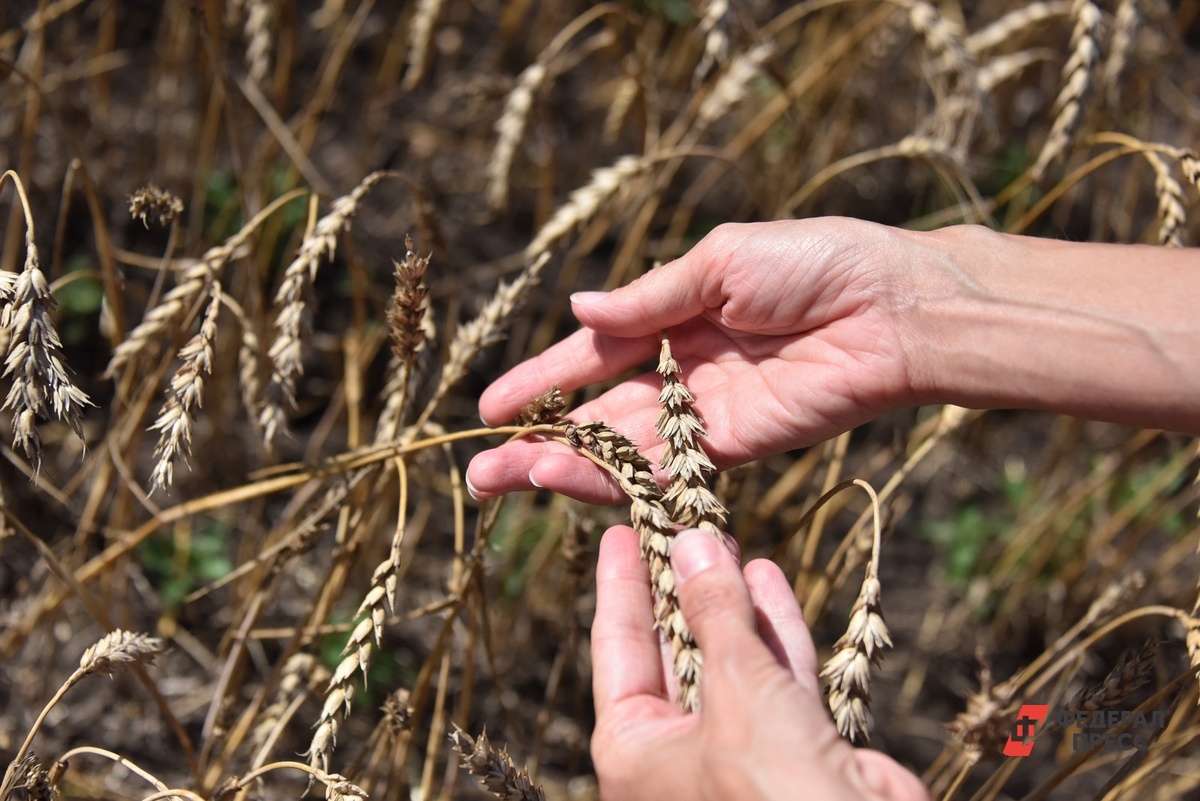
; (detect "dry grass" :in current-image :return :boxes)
[0,3,1198,800]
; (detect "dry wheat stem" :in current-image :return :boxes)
[555,422,703,711]
[0,171,91,468]
[149,284,221,490]
[820,480,891,744]
[260,172,386,449]
[1032,0,1101,179]
[448,727,545,801]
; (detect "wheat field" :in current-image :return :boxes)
[0,1,1199,799]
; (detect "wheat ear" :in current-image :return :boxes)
[128,184,184,228]
[1,630,162,798]
[1145,150,1186,247]
[149,284,221,490]
[260,172,386,449]
[820,480,893,744]
[655,337,728,537]
[696,42,774,127]
[1032,0,1101,179]
[557,421,703,711]
[0,171,91,468]
[694,0,731,81]
[526,156,648,260]
[965,1,1071,54]
[402,0,445,91]
[375,235,430,443]
[448,726,545,801]
[1102,0,1139,106]
[243,0,273,86]
[487,62,548,211]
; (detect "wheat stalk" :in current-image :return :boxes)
[820,480,892,744]
[260,172,386,449]
[1032,0,1101,180]
[0,172,91,468]
[0,630,162,799]
[149,284,221,490]
[107,190,305,380]
[557,421,703,711]
[448,726,545,801]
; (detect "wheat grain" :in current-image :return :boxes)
[128,184,184,228]
[603,69,639,145]
[947,656,1014,757]
[2,229,92,468]
[249,653,321,762]
[1032,0,1101,180]
[149,285,221,490]
[1145,150,1186,247]
[655,338,728,537]
[515,386,565,427]
[4,754,58,801]
[260,172,385,449]
[448,726,545,801]
[1180,150,1200,192]
[526,156,648,260]
[487,62,548,211]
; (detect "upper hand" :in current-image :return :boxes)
[468,218,920,503]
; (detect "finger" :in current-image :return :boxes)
[743,559,820,695]
[479,327,660,425]
[669,529,765,666]
[592,526,670,711]
[466,440,626,501]
[570,226,751,336]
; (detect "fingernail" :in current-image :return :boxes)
[528,470,543,488]
[672,529,722,583]
[479,411,495,426]
[465,473,481,500]
[570,291,609,305]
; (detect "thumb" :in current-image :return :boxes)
[570,230,733,336]
[670,528,762,663]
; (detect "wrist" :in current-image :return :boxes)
[896,225,1200,433]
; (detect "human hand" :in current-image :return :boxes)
[468,218,922,503]
[589,525,928,801]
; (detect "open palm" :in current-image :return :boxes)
[468,218,919,503]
